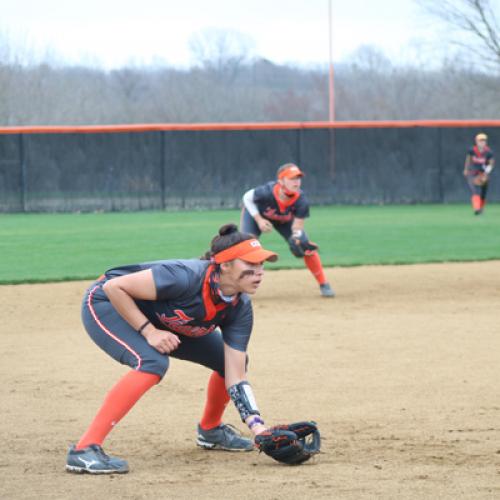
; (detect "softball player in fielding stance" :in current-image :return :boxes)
[241,163,335,297]
[66,224,278,474]
[464,133,495,215]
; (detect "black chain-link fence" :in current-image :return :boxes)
[1,123,498,212]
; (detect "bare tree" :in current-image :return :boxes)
[2,24,500,125]
[188,28,255,83]
[417,0,500,70]
[348,45,393,73]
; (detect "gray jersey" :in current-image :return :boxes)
[102,259,253,352]
[253,181,310,224]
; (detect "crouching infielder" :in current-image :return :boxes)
[241,163,335,297]
[66,224,319,474]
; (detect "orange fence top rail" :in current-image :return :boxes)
[1,119,500,135]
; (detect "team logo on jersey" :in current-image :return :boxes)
[263,207,294,223]
[159,309,193,324]
[156,309,216,338]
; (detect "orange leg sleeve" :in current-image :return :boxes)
[76,370,160,450]
[472,195,482,211]
[304,252,327,285]
[199,371,230,431]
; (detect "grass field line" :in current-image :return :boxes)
[1,204,499,284]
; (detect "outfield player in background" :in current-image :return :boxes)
[240,163,335,297]
[464,133,495,215]
[66,224,278,474]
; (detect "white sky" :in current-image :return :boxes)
[0,0,457,68]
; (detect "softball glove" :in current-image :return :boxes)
[254,421,321,465]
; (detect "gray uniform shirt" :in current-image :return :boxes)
[103,259,253,352]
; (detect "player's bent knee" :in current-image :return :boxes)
[140,355,170,379]
[290,249,304,258]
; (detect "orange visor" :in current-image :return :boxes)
[278,165,304,180]
[213,239,278,264]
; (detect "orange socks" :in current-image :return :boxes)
[471,195,482,211]
[76,370,230,447]
[199,371,230,431]
[304,252,327,285]
[76,370,160,450]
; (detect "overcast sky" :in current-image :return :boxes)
[0,0,460,69]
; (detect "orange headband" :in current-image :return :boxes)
[213,239,278,264]
[278,165,304,180]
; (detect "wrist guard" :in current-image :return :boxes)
[228,381,260,422]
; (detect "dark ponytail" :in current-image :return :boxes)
[201,223,254,260]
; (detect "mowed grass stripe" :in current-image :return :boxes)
[1,204,499,284]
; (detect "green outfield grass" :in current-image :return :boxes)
[1,204,499,284]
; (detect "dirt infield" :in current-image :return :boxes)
[1,262,499,500]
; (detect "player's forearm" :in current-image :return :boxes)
[242,189,259,216]
[223,343,248,388]
[228,380,266,436]
[464,157,471,172]
[292,218,305,233]
[253,213,266,224]
[224,343,266,435]
[102,281,150,333]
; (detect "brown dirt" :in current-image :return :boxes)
[1,262,499,500]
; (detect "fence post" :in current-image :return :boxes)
[297,127,302,167]
[437,127,444,203]
[329,127,336,181]
[160,131,166,210]
[18,133,27,213]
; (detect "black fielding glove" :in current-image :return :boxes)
[254,421,321,465]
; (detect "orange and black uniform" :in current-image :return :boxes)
[465,145,494,212]
[83,259,253,379]
[241,181,309,240]
[241,180,332,292]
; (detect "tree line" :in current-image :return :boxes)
[1,49,499,126]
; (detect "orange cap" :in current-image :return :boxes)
[213,239,278,264]
[278,164,304,180]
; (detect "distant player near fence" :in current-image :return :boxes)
[240,163,335,297]
[464,133,495,215]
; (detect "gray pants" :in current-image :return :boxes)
[466,174,489,198]
[81,282,226,379]
[240,207,294,241]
